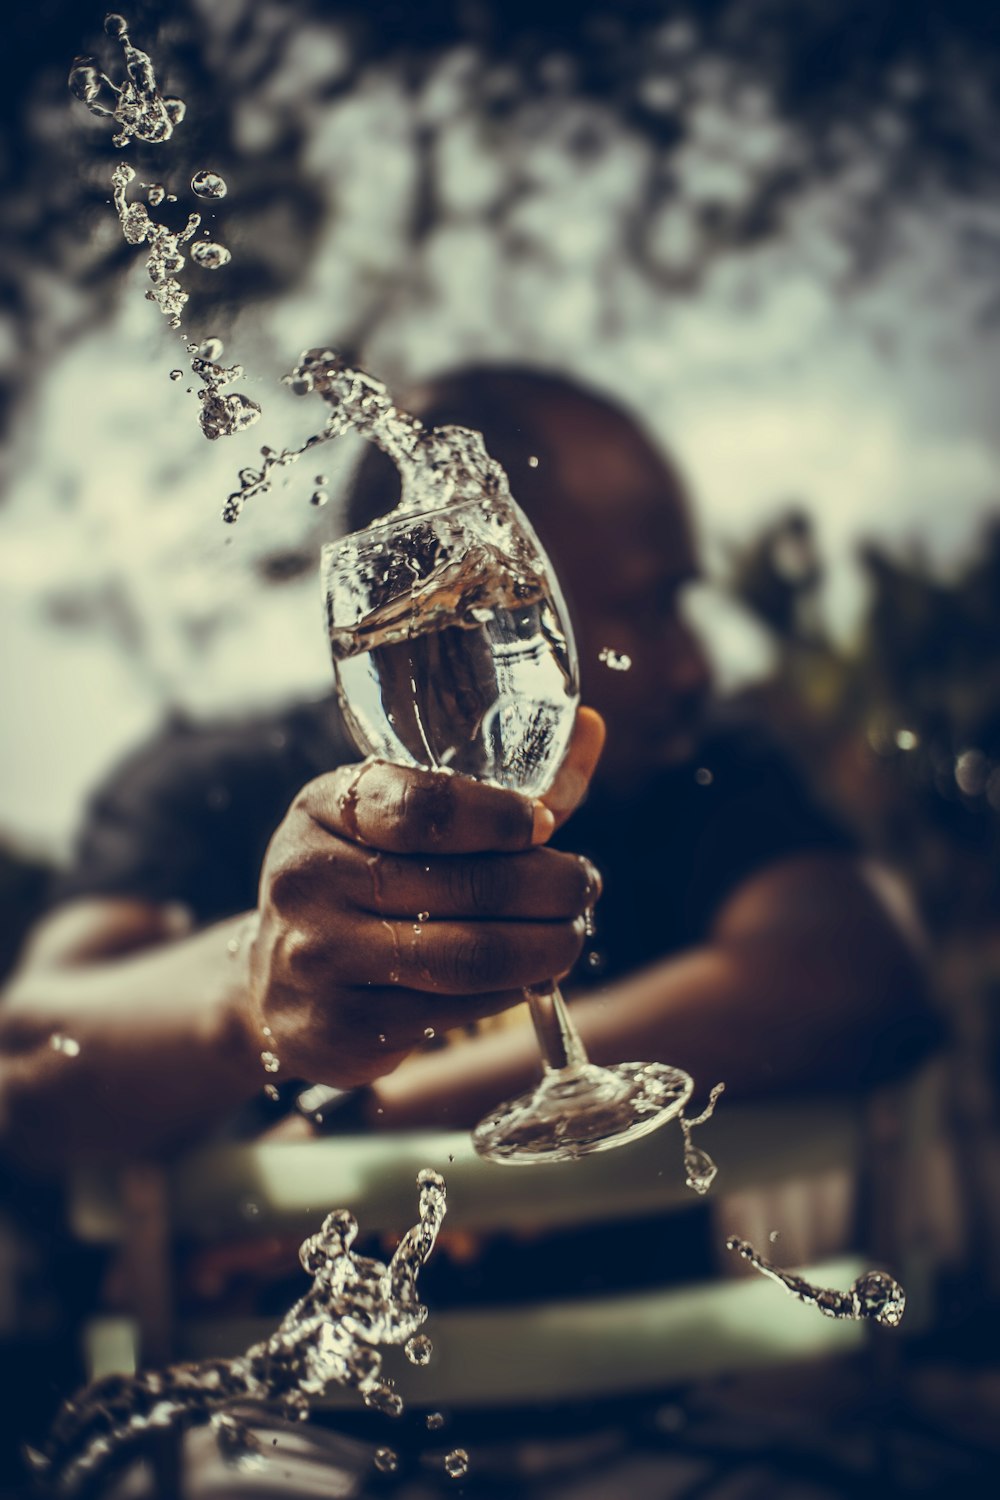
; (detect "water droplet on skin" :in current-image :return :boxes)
[190,241,231,269]
[695,767,713,786]
[191,170,227,200]
[373,1447,398,1473]
[260,1050,280,1074]
[426,1411,445,1431]
[404,1333,432,1365]
[598,647,632,671]
[444,1448,469,1479]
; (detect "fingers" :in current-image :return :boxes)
[543,707,606,828]
[334,986,529,1047]
[353,847,601,921]
[330,917,585,994]
[301,761,551,854]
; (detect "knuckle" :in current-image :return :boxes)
[282,927,319,978]
[461,857,514,916]
[395,773,454,852]
[450,928,510,990]
[266,859,312,914]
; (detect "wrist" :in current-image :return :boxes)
[211,913,265,1093]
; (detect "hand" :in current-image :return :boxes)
[240,709,605,1088]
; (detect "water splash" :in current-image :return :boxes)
[678,1081,724,1194]
[598,647,632,671]
[67,14,185,149]
[725,1237,906,1326]
[223,348,512,525]
[68,18,261,441]
[43,1170,448,1494]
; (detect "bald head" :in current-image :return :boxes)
[343,365,711,777]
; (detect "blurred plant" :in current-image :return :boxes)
[6,0,1000,468]
[728,506,1000,936]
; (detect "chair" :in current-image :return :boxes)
[70,1077,940,1408]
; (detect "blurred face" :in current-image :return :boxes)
[524,400,713,782]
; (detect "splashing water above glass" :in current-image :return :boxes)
[725,1237,906,1327]
[67,16,260,441]
[42,1170,447,1494]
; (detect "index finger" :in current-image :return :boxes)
[300,760,554,854]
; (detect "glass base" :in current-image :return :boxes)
[472,1061,694,1165]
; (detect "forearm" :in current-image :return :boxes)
[0,913,261,1169]
[372,918,927,1131]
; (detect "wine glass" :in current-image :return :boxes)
[322,491,693,1163]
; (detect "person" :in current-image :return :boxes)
[0,365,930,1176]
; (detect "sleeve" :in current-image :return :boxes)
[47,723,269,925]
[682,728,858,938]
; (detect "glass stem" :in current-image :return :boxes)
[525,983,589,1075]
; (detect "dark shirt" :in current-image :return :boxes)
[51,698,857,1306]
[52,699,851,954]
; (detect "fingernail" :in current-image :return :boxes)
[531,802,556,845]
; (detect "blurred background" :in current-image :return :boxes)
[3,0,1000,1493]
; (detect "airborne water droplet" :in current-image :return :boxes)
[260,1050,280,1074]
[404,1333,432,1366]
[190,241,231,270]
[444,1448,469,1479]
[423,1027,435,1040]
[310,490,329,506]
[169,368,183,381]
[598,647,632,672]
[191,170,227,200]
[683,1144,717,1194]
[426,1411,445,1431]
[373,1447,398,1474]
[147,183,165,206]
[264,1084,280,1102]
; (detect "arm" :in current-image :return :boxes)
[369,853,932,1130]
[0,713,605,1170]
[0,900,262,1169]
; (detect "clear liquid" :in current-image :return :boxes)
[324,550,577,799]
[43,1171,448,1493]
